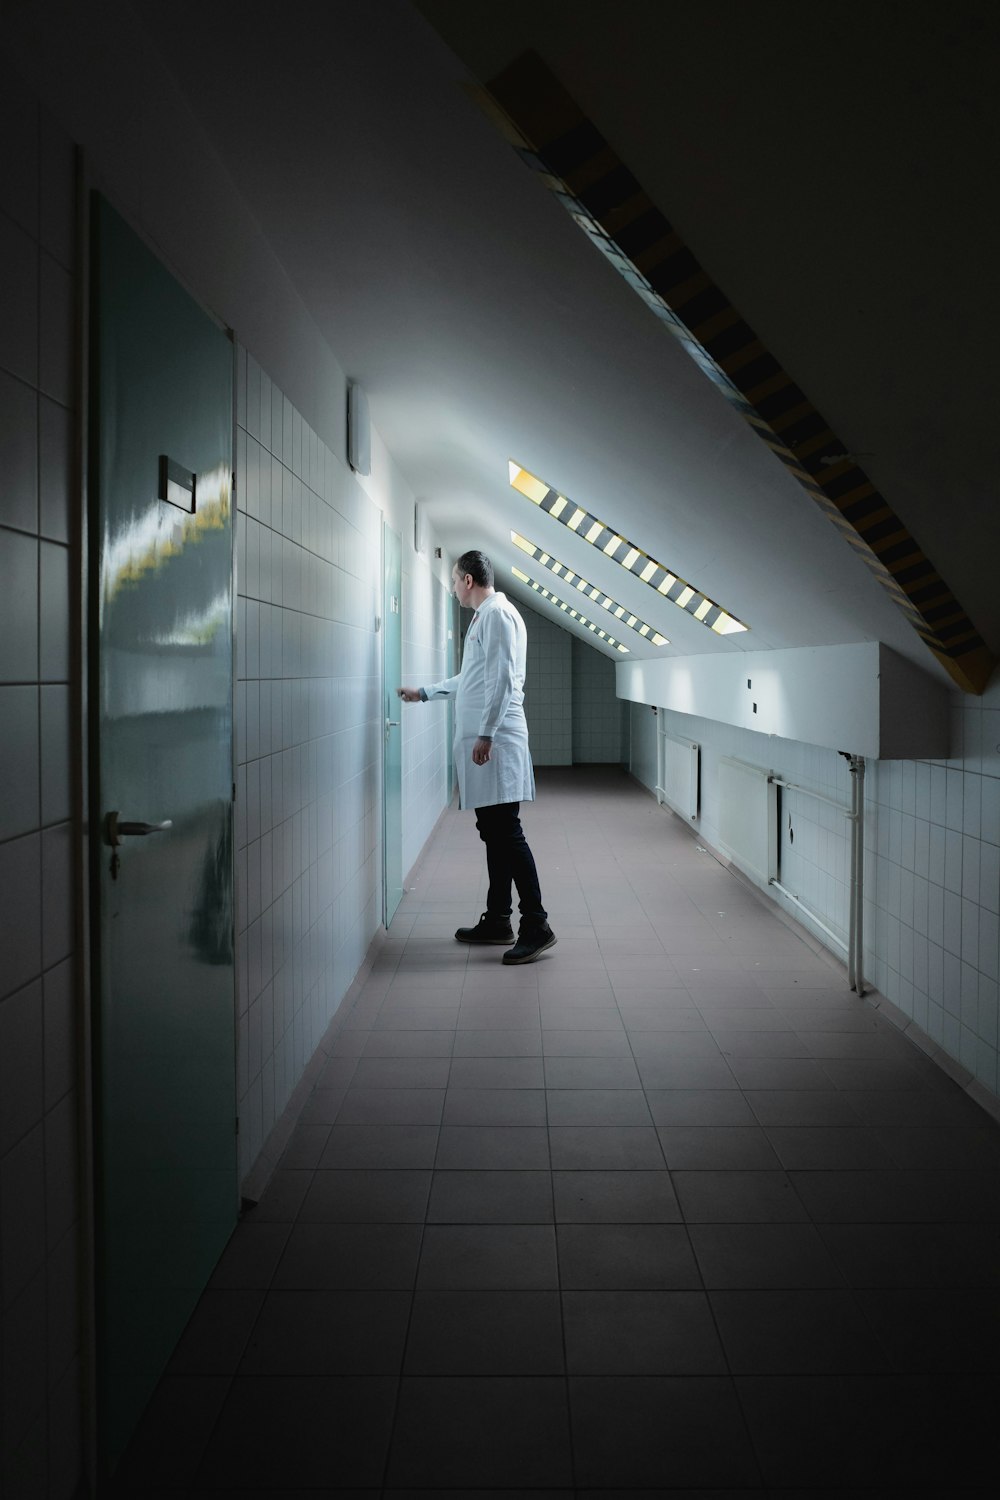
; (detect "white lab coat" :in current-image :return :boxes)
[423,592,536,810]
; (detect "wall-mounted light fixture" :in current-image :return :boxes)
[509,461,747,637]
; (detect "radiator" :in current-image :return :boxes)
[659,727,699,819]
[717,756,778,885]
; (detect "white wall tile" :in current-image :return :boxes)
[0,686,40,840]
[0,528,38,682]
[0,370,38,534]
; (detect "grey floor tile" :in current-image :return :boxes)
[443,1087,547,1126]
[819,1222,1000,1287]
[436,1125,550,1169]
[855,1287,1000,1371]
[710,1288,890,1373]
[541,1028,633,1056]
[814,1056,933,1091]
[387,1376,572,1487]
[350,1055,452,1089]
[764,1125,896,1170]
[543,1056,641,1089]
[716,1030,810,1058]
[736,1374,997,1490]
[549,1126,665,1170]
[569,1376,760,1488]
[417,1223,558,1289]
[557,1223,700,1288]
[618,1007,712,1031]
[627,1030,722,1058]
[448,1055,545,1089]
[546,1089,652,1126]
[315,1054,360,1090]
[427,1169,553,1224]
[563,1289,726,1374]
[404,1289,565,1374]
[790,1168,1000,1223]
[540,1006,624,1031]
[672,1170,809,1223]
[196,1376,396,1488]
[843,1088,992,1127]
[209,1222,291,1290]
[273,1222,422,1288]
[336,1087,445,1125]
[635,1055,739,1090]
[318,1125,439,1169]
[657,1126,781,1170]
[246,1169,312,1222]
[299,1169,431,1223]
[743,1090,864,1127]
[725,1057,835,1091]
[239,1288,411,1373]
[166,1289,265,1375]
[115,1376,232,1488]
[374,1004,461,1030]
[873,1125,1000,1169]
[689,1222,845,1289]
[361,1029,455,1056]
[453,1028,543,1056]
[279,1122,331,1168]
[298,1086,349,1124]
[645,1090,757,1126]
[552,1169,681,1223]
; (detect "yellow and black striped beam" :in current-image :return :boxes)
[477,51,993,695]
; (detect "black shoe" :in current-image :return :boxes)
[502,924,557,964]
[455,912,515,945]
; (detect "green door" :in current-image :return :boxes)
[382,521,403,923]
[89,196,238,1471]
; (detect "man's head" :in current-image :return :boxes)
[452,549,495,608]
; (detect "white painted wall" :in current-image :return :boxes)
[618,641,949,760]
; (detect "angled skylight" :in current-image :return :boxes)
[511,531,668,645]
[509,461,748,636]
[511,566,630,652]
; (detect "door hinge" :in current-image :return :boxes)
[235,1116,240,1135]
[232,781,237,802]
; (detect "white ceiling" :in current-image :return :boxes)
[137,0,1000,681]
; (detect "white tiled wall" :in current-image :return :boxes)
[630,682,1000,1102]
[0,67,83,1500]
[234,346,383,1183]
[572,637,626,763]
[520,601,573,766]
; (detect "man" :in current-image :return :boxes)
[398,550,556,964]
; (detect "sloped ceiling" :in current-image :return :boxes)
[137,0,999,684]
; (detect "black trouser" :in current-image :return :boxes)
[474,802,547,930]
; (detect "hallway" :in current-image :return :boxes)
[116,767,1000,1495]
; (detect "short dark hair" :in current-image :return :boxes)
[454,550,494,588]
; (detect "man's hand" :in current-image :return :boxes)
[472,736,493,766]
[397,687,422,703]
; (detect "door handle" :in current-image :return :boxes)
[385,720,400,728]
[104,811,174,847]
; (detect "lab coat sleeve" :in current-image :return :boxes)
[479,609,517,737]
[421,674,462,700]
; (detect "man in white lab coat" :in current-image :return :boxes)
[398,550,556,964]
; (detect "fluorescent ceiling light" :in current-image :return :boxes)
[508,461,748,637]
[511,565,630,652]
[510,531,669,647]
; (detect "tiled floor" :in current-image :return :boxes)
[116,767,1000,1496]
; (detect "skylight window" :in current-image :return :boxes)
[511,566,630,652]
[510,532,669,646]
[509,461,749,637]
